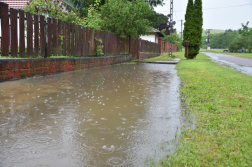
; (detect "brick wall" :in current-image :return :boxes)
[0,55,131,82]
[165,41,177,53]
[137,52,161,59]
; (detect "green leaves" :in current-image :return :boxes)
[100,0,153,39]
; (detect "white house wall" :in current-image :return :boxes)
[139,34,159,44]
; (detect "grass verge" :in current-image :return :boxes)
[144,52,176,61]
[159,51,252,166]
[200,49,252,59]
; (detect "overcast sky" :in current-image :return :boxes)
[154,0,252,32]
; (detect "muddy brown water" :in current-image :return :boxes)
[0,64,182,167]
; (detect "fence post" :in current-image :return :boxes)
[71,23,74,56]
[53,18,57,56]
[10,8,18,57]
[19,10,25,57]
[34,14,39,57]
[0,2,9,56]
[40,15,45,57]
[58,19,62,56]
[63,22,66,56]
[26,12,33,57]
[47,18,52,57]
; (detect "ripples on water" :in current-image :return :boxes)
[0,64,182,167]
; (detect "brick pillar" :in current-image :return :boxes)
[158,38,164,53]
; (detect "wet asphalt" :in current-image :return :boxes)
[203,52,252,76]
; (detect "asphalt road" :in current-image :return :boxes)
[203,52,252,76]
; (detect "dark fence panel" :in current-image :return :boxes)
[34,14,39,57]
[58,19,62,56]
[67,23,70,55]
[40,15,45,57]
[71,23,74,56]
[10,8,18,57]
[53,18,57,56]
[0,2,9,56]
[63,22,66,56]
[75,24,78,56]
[19,10,25,57]
[26,12,33,57]
[47,18,52,57]
[78,26,81,56]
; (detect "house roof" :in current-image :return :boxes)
[148,27,164,37]
[0,0,74,13]
[0,0,30,9]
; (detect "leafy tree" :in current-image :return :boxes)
[69,0,164,16]
[192,0,203,57]
[24,0,67,19]
[100,0,153,39]
[238,21,252,37]
[152,13,176,35]
[182,0,194,59]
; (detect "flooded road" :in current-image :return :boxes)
[0,64,182,167]
[203,52,252,76]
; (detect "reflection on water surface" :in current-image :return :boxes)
[0,64,182,167]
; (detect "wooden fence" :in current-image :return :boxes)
[138,38,159,53]
[0,2,159,59]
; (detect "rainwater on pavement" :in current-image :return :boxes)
[0,64,182,167]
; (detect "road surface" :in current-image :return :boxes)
[203,52,252,76]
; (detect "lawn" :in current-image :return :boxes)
[144,52,177,61]
[200,49,252,59]
[157,52,252,166]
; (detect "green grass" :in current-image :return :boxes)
[157,51,252,166]
[144,53,176,61]
[200,49,252,59]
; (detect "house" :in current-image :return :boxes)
[139,27,164,44]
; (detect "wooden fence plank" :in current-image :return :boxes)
[0,2,9,56]
[78,25,81,56]
[26,12,33,57]
[71,23,74,56]
[53,18,57,56]
[58,19,62,56]
[85,27,89,55]
[63,22,66,56]
[40,15,45,57]
[75,24,78,56]
[47,18,52,57]
[34,14,39,57]
[10,8,18,57]
[67,23,70,55]
[82,27,85,56]
[19,10,25,57]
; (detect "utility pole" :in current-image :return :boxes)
[169,0,173,57]
[222,32,226,49]
[179,20,183,52]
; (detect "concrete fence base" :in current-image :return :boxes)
[0,55,131,82]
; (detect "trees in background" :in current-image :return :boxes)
[182,0,202,59]
[201,32,238,49]
[229,22,252,53]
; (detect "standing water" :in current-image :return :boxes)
[0,64,182,167]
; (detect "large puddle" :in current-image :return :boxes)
[0,64,182,167]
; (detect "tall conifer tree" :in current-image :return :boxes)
[182,0,194,59]
[193,0,203,58]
